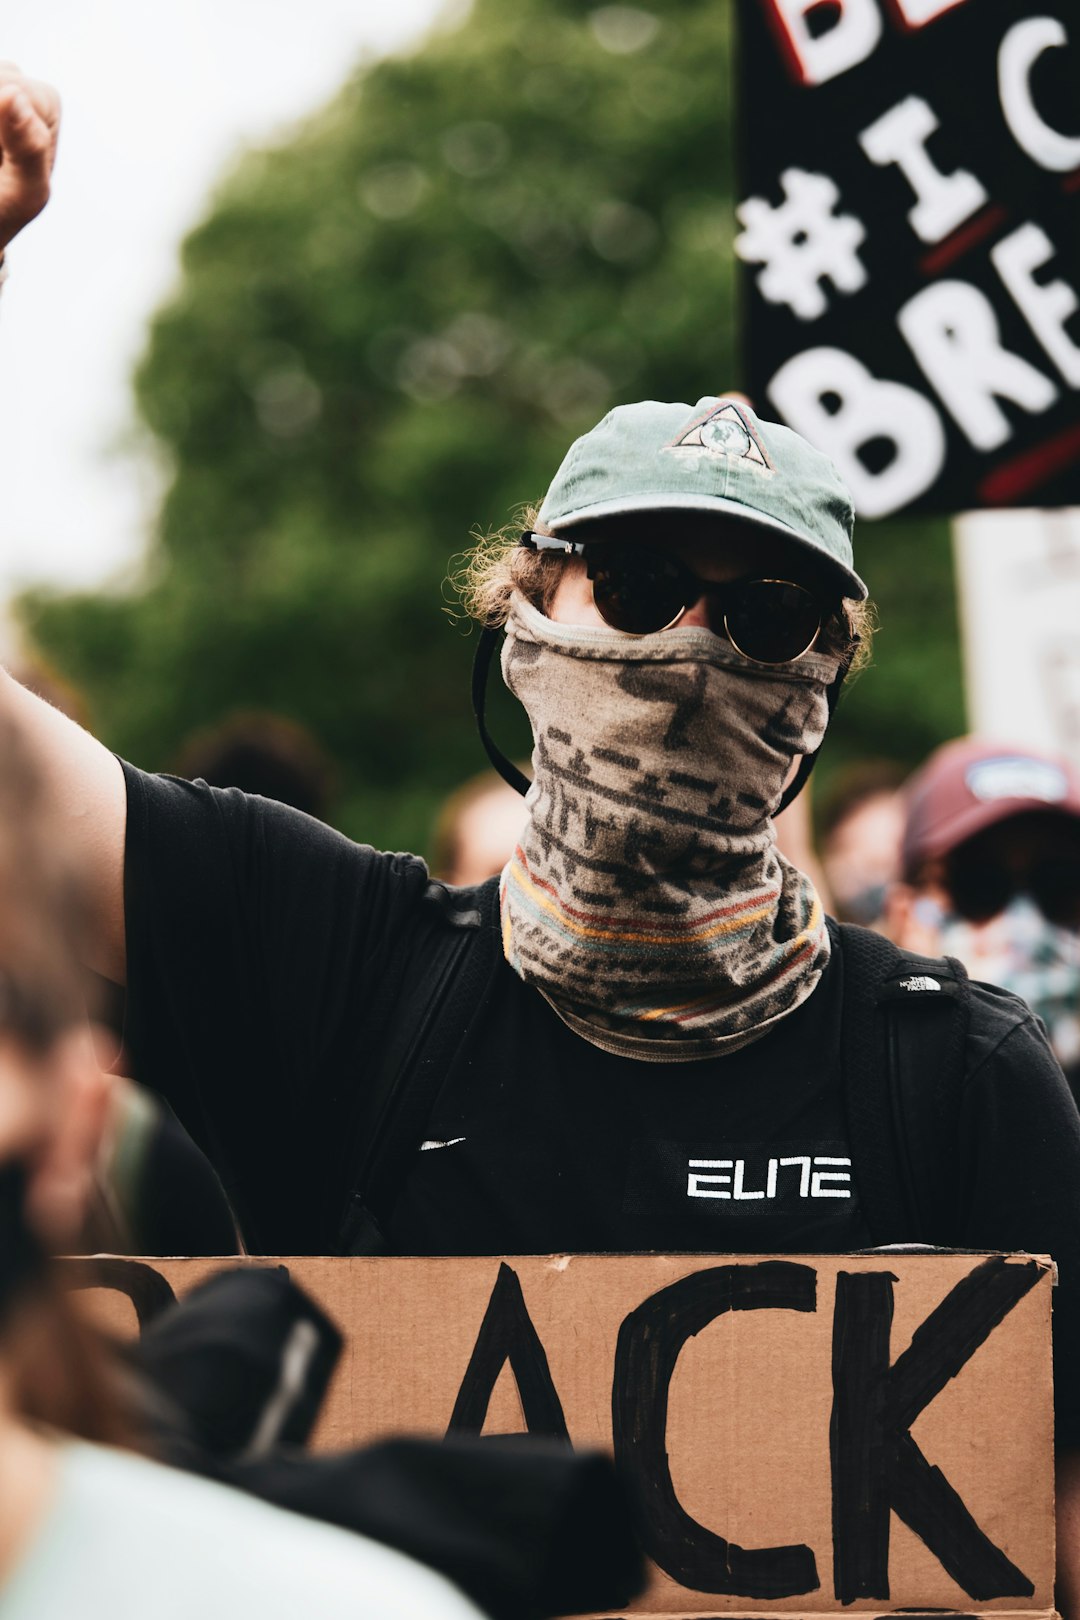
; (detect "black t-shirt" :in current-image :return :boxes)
[121,763,1080,1442]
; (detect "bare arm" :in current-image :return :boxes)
[2,670,127,983]
[1058,1449,1080,1620]
[0,69,127,982]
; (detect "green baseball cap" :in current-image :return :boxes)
[537,396,867,601]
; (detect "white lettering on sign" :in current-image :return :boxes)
[858,96,987,244]
[735,169,867,321]
[897,280,1058,450]
[768,346,945,517]
[688,1155,852,1201]
[992,224,1080,388]
[999,18,1080,173]
[765,0,974,86]
[767,0,882,87]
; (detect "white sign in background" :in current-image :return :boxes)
[953,511,1080,764]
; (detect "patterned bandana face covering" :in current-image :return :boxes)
[499,594,840,1061]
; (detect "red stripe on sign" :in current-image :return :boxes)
[977,424,1080,503]
[1062,169,1080,194]
[758,0,814,86]
[881,0,970,34]
[918,204,1008,276]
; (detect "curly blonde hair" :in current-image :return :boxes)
[452,507,874,674]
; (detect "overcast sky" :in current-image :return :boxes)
[0,0,453,599]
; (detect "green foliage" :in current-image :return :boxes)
[18,0,962,857]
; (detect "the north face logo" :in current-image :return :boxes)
[666,399,774,472]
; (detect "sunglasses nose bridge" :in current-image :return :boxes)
[677,590,714,630]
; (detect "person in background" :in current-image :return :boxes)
[430,768,530,886]
[887,737,1080,1096]
[772,786,833,918]
[818,761,906,931]
[171,709,337,823]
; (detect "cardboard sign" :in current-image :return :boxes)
[65,1250,1056,1620]
[736,0,1080,517]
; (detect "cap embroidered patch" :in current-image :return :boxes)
[965,756,1068,805]
[665,399,774,473]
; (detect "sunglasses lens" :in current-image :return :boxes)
[1032,858,1080,929]
[588,546,688,635]
[723,581,822,664]
[948,852,1080,928]
[948,858,1013,924]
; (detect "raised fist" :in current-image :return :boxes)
[0,62,60,255]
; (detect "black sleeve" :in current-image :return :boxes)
[121,762,430,1253]
[957,986,1080,1448]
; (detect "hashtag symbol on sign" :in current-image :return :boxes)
[735,168,868,322]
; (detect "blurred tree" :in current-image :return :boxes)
[17,0,962,854]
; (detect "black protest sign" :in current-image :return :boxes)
[736,0,1080,517]
[63,1250,1053,1617]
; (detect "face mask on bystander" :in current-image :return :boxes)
[916,893,1080,1072]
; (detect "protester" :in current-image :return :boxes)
[818,760,906,930]
[887,736,1080,1095]
[430,768,529,885]
[1,63,1079,1612]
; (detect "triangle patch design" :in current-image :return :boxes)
[666,399,774,473]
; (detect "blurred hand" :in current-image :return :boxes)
[0,62,60,255]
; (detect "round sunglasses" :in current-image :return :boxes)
[521,533,827,666]
[945,849,1080,930]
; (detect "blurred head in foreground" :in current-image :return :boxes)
[0,702,125,1443]
[888,738,1080,1085]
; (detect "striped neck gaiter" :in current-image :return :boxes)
[499,594,839,1061]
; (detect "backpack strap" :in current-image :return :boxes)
[337,874,503,1255]
[837,922,971,1247]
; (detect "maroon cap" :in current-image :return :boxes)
[902,737,1080,877]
